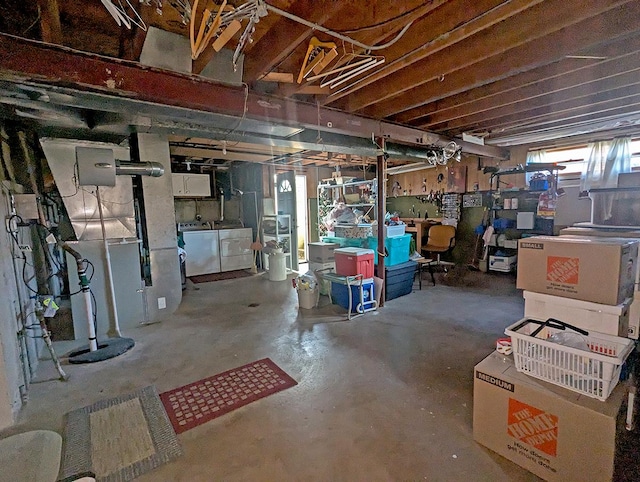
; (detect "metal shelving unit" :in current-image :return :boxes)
[317,178,377,238]
[262,214,292,270]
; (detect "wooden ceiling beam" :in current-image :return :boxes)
[363,1,640,119]
[479,100,640,141]
[346,0,634,115]
[36,0,63,44]
[402,35,640,125]
[324,0,536,106]
[428,65,640,132]
[447,90,640,137]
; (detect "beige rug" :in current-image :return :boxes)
[60,386,182,482]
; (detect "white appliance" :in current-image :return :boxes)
[179,222,220,276]
[219,228,253,272]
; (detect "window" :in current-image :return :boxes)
[526,139,640,185]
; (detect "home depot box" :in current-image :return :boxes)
[523,290,632,337]
[517,236,638,305]
[473,352,626,482]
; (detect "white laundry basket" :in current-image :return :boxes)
[505,317,635,401]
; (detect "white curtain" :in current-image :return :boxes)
[580,137,631,192]
[525,149,547,185]
[580,137,631,223]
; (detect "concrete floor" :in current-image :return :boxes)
[2,269,556,481]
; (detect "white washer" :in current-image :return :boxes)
[182,230,220,276]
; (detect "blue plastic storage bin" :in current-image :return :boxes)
[331,279,375,313]
[366,234,411,266]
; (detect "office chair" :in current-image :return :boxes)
[422,224,456,270]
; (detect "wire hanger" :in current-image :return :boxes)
[306,42,385,90]
[101,0,147,30]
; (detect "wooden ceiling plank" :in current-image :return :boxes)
[36,0,63,44]
[480,101,640,140]
[324,0,536,106]
[402,36,640,125]
[427,67,640,132]
[364,1,640,119]
[347,0,634,114]
[452,89,640,136]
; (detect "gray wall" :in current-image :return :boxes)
[0,187,40,429]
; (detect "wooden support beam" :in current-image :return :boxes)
[346,0,635,115]
[36,0,63,44]
[362,0,640,119]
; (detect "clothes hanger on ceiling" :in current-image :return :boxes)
[101,0,147,30]
[305,43,385,89]
[191,0,225,59]
[296,37,338,84]
[193,0,227,59]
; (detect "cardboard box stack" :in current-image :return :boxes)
[474,235,639,481]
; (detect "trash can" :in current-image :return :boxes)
[297,288,318,309]
[268,252,287,281]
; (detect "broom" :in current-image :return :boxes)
[250,216,263,273]
[468,207,488,271]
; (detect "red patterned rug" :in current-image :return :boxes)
[159,358,297,434]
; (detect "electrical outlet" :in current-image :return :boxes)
[157,297,166,309]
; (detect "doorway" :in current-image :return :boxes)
[295,175,308,263]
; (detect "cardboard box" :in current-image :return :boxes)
[523,291,632,338]
[517,236,638,305]
[473,352,625,482]
[308,242,339,263]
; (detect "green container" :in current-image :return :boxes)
[366,234,411,266]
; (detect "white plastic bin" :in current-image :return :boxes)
[505,317,635,401]
[268,252,287,281]
[523,291,632,337]
[298,289,318,309]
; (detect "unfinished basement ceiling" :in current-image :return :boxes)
[0,0,639,160]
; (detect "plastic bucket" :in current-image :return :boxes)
[298,289,318,309]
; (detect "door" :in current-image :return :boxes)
[276,172,298,270]
[295,175,308,262]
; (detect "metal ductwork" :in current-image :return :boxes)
[116,160,164,177]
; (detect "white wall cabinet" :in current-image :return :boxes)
[172,173,211,197]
